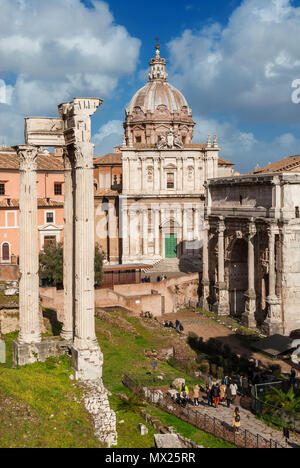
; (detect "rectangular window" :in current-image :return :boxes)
[296,207,300,219]
[44,236,56,248]
[167,173,174,189]
[135,136,142,143]
[46,212,54,223]
[0,184,5,195]
[54,183,62,195]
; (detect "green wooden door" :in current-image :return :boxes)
[165,234,177,258]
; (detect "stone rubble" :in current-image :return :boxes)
[82,379,117,448]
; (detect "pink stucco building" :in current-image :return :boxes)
[0,147,64,264]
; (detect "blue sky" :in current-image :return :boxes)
[1,0,300,173]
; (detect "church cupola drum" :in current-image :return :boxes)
[124,44,195,146]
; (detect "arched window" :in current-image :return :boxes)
[2,242,10,262]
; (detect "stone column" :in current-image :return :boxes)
[72,142,103,381]
[177,158,183,192]
[129,210,137,259]
[122,156,130,192]
[153,157,160,192]
[194,208,200,241]
[142,209,148,257]
[121,205,129,262]
[160,157,164,191]
[264,224,283,335]
[183,208,188,255]
[154,209,160,257]
[200,219,210,310]
[108,198,119,264]
[17,146,41,345]
[214,219,229,316]
[61,149,74,341]
[243,222,257,328]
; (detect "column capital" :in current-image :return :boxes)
[15,145,39,172]
[217,220,226,234]
[72,142,94,169]
[248,222,257,240]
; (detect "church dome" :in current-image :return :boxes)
[127,80,190,114]
[124,44,194,146]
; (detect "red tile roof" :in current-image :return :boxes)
[0,198,63,208]
[250,155,300,174]
[94,153,122,166]
[0,148,63,171]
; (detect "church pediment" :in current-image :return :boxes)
[38,223,63,231]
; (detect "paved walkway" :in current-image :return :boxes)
[193,395,299,448]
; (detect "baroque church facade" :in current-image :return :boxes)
[94,45,237,267]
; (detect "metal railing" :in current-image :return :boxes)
[123,374,286,449]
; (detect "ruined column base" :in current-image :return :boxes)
[71,344,103,381]
[262,296,284,335]
[82,379,117,447]
[13,338,71,367]
[261,320,284,336]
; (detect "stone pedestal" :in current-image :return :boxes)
[0,339,6,364]
[13,338,70,367]
[262,296,283,335]
[213,283,230,316]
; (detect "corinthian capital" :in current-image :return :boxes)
[72,142,94,170]
[15,145,39,172]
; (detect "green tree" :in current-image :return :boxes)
[265,387,300,414]
[39,242,104,288]
[39,242,63,287]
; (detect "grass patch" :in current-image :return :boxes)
[0,335,102,448]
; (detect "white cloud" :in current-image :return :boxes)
[168,0,300,123]
[0,0,140,145]
[93,120,123,155]
[193,115,300,173]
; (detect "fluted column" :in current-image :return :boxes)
[143,209,148,256]
[154,209,160,256]
[264,224,282,334]
[200,218,210,309]
[17,146,41,344]
[183,208,188,255]
[153,157,160,192]
[121,205,129,261]
[61,150,74,340]
[72,142,103,380]
[243,221,257,328]
[214,219,229,316]
[160,158,164,191]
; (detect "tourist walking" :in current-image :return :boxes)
[230,381,238,403]
[225,384,233,408]
[206,384,213,407]
[289,368,296,388]
[232,407,241,433]
[193,384,200,406]
[212,383,221,408]
[220,382,226,404]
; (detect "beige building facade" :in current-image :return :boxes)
[202,173,300,336]
[95,46,237,267]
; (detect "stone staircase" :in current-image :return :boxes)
[144,256,202,281]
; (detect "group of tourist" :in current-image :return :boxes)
[163,319,184,333]
[206,377,238,409]
[175,381,241,433]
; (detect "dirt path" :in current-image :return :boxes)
[160,310,294,373]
